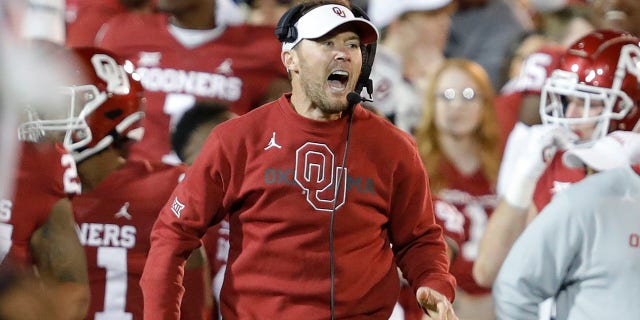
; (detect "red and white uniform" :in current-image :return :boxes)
[435,160,498,296]
[0,142,81,266]
[141,94,455,319]
[533,152,586,212]
[97,13,287,163]
[72,160,190,320]
[65,0,129,47]
[495,45,564,145]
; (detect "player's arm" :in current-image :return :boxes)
[474,124,574,287]
[472,201,535,287]
[30,198,89,320]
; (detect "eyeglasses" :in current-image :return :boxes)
[437,88,480,102]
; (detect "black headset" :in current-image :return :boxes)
[275,3,377,96]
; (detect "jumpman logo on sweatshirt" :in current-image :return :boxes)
[264,132,282,150]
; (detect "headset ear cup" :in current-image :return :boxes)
[351,4,377,95]
[356,43,376,94]
[275,4,304,43]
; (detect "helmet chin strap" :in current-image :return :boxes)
[71,112,145,162]
[71,135,114,163]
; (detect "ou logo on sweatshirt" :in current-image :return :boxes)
[294,142,347,212]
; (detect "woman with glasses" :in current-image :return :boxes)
[414,58,503,320]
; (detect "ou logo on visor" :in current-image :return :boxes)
[332,7,346,18]
[294,142,347,212]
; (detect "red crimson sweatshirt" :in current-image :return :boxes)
[141,94,456,319]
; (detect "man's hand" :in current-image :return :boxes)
[416,287,458,320]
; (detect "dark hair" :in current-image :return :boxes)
[171,102,232,162]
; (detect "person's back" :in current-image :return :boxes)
[495,162,640,319]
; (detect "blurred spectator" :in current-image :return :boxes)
[414,58,502,320]
[241,0,295,26]
[366,0,456,133]
[593,0,640,36]
[446,0,532,90]
[97,0,290,164]
[532,1,595,47]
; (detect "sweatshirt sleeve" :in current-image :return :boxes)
[493,192,582,319]
[141,131,229,320]
[390,144,457,302]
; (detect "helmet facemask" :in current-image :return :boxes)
[540,37,640,146]
[540,69,635,146]
[17,85,99,146]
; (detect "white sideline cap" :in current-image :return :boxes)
[563,131,640,171]
[368,0,453,29]
[281,4,378,51]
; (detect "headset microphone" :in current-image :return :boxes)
[347,92,362,109]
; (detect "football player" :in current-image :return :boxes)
[60,46,208,320]
[96,0,290,164]
[474,30,640,288]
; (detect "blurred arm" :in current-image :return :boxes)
[30,198,89,320]
[472,201,536,287]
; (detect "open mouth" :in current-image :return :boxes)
[327,70,349,91]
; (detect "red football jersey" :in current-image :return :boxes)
[533,151,587,212]
[0,142,81,265]
[495,45,564,145]
[66,0,128,47]
[97,13,288,163]
[436,160,497,296]
[72,160,186,320]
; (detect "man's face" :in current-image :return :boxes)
[565,96,606,140]
[293,27,363,114]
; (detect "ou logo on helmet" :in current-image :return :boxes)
[294,142,347,212]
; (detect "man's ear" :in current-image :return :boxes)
[281,50,297,73]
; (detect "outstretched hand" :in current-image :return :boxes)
[416,287,458,320]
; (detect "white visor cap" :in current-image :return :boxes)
[282,4,379,51]
[563,131,640,171]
